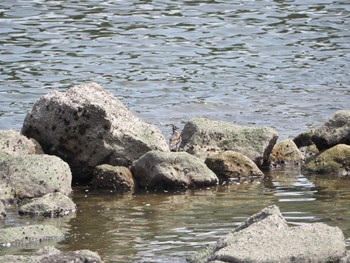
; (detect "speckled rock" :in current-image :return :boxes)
[92,164,135,192]
[0,153,72,201]
[205,151,264,183]
[180,118,278,168]
[21,83,169,181]
[269,139,304,166]
[0,246,102,263]
[0,201,5,220]
[0,225,64,246]
[131,150,218,190]
[0,130,43,156]
[188,205,346,263]
[303,144,350,176]
[312,110,350,150]
[19,192,76,217]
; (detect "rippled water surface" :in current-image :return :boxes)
[0,0,350,262]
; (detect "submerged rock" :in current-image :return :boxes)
[188,205,346,263]
[269,139,304,166]
[180,118,278,168]
[19,192,76,217]
[0,225,64,246]
[92,164,135,192]
[0,153,72,201]
[303,144,350,176]
[131,150,218,190]
[0,246,102,263]
[0,130,43,156]
[312,110,350,150]
[21,83,169,181]
[205,151,264,183]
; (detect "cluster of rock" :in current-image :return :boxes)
[1,82,349,261]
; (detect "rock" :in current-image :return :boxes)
[180,118,278,167]
[131,150,218,190]
[312,110,350,150]
[21,83,169,181]
[303,144,350,176]
[0,225,64,246]
[269,139,304,166]
[0,130,43,156]
[339,253,350,263]
[205,151,264,183]
[188,205,346,263]
[19,192,76,217]
[0,153,72,201]
[0,201,5,220]
[299,144,319,160]
[92,164,134,192]
[0,246,102,263]
[293,129,315,148]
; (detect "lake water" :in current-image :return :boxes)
[0,0,350,262]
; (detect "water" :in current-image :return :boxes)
[0,0,350,262]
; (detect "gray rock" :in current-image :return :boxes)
[131,150,218,190]
[0,130,43,156]
[188,205,346,263]
[180,118,278,167]
[0,246,102,263]
[269,139,304,166]
[92,164,134,192]
[0,153,72,201]
[0,225,64,246]
[21,83,169,181]
[19,192,76,217]
[339,252,350,263]
[303,144,350,176]
[205,151,264,183]
[0,201,5,220]
[312,110,350,150]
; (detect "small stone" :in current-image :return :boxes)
[269,139,304,166]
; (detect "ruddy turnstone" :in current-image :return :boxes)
[169,125,182,151]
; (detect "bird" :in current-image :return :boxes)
[169,124,182,151]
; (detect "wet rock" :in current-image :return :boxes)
[205,151,264,183]
[92,164,135,192]
[0,130,43,156]
[293,129,315,148]
[0,153,72,201]
[269,139,304,166]
[0,246,102,263]
[131,150,218,190]
[0,225,64,246]
[21,83,169,182]
[303,144,350,176]
[188,205,346,263]
[19,192,76,217]
[312,110,350,150]
[180,118,278,168]
[0,201,5,220]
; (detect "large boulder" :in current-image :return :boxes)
[0,130,43,156]
[205,151,264,183]
[180,118,278,168]
[92,164,135,192]
[21,83,169,181]
[0,225,64,246]
[0,153,72,201]
[312,110,350,150]
[188,205,346,263]
[19,192,76,217]
[303,144,350,176]
[131,150,218,190]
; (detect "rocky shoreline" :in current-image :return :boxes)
[1,83,349,262]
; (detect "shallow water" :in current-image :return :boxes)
[0,0,350,262]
